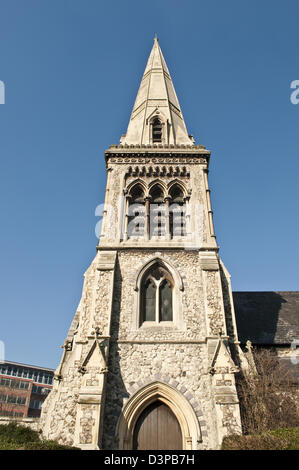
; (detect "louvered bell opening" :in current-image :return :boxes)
[152,118,162,143]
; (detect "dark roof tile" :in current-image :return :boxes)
[233,291,299,345]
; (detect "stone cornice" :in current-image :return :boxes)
[104,151,210,169]
[106,144,210,154]
[116,340,206,344]
[96,245,219,252]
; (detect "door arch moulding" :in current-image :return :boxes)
[117,381,202,450]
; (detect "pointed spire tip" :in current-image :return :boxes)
[121,37,192,145]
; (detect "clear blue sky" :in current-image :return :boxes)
[0,0,298,368]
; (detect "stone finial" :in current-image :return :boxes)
[90,326,102,339]
[78,365,87,375]
[61,340,73,351]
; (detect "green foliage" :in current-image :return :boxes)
[0,422,80,450]
[221,427,299,450]
[0,422,40,444]
[23,440,79,450]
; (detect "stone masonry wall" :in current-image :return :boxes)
[102,249,233,449]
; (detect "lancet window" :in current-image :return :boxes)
[141,263,173,324]
[152,118,162,143]
[169,185,186,237]
[127,184,146,238]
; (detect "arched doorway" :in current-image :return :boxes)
[117,381,201,450]
[133,401,182,450]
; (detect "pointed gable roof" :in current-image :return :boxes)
[121,38,193,146]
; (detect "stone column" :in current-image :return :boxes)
[165,197,171,240]
[145,197,150,240]
[185,196,191,238]
[100,167,113,242]
[203,169,216,240]
[123,195,131,241]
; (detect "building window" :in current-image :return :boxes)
[0,394,8,403]
[44,374,51,385]
[29,399,42,410]
[17,396,26,405]
[143,279,156,321]
[0,379,30,390]
[19,381,29,390]
[169,184,186,237]
[127,184,146,238]
[152,118,162,143]
[140,263,173,324]
[1,394,26,405]
[32,384,50,395]
[149,185,165,237]
[124,180,188,241]
[0,378,11,387]
[159,279,173,321]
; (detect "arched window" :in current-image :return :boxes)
[141,263,173,324]
[143,279,156,321]
[152,118,162,143]
[128,184,145,238]
[159,279,173,322]
[149,185,165,237]
[169,184,186,238]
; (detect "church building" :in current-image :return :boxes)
[41,38,251,450]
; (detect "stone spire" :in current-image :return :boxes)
[120,37,193,146]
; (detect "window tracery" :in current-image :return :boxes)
[124,180,188,240]
[141,264,173,324]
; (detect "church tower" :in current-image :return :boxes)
[41,38,244,450]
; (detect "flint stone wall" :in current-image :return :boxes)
[102,249,231,449]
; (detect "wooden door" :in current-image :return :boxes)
[133,401,183,450]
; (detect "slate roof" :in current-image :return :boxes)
[233,291,299,345]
